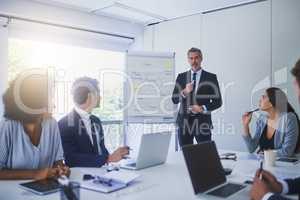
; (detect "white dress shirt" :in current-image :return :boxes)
[262,179,289,200]
[74,106,101,154]
[191,68,202,91]
[181,68,207,112]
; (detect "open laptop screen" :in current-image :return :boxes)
[182,141,226,194]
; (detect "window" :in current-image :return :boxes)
[8,38,125,151]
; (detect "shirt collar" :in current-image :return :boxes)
[191,68,202,75]
[74,106,91,120]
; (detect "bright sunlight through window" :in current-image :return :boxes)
[8,38,125,151]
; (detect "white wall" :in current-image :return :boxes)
[272,0,300,114]
[144,14,202,74]
[201,0,271,151]
[143,0,300,151]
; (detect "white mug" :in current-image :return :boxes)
[264,150,277,167]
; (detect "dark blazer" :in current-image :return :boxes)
[285,178,300,195]
[268,178,300,200]
[58,110,109,167]
[172,69,222,127]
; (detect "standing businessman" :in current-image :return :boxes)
[172,47,222,147]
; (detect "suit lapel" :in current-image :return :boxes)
[196,70,207,94]
[71,110,94,149]
[90,115,104,155]
[184,70,191,84]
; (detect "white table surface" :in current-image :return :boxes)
[1,150,300,200]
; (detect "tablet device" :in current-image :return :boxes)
[20,179,61,195]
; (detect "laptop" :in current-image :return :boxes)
[182,141,249,199]
[121,132,171,170]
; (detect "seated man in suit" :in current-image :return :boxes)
[58,77,129,167]
[250,59,300,200]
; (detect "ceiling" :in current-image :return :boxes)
[31,0,260,25]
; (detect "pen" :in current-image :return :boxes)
[248,108,259,114]
[83,174,113,187]
[123,155,131,160]
[58,175,79,200]
[259,161,263,180]
[128,147,133,151]
[94,176,113,187]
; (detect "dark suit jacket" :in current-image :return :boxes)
[285,178,300,195]
[58,110,109,167]
[268,177,300,200]
[172,69,222,127]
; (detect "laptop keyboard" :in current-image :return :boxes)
[207,183,246,198]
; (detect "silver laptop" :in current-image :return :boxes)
[121,132,171,170]
[182,141,249,199]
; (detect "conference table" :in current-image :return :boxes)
[1,150,299,200]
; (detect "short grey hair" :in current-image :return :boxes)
[187,47,203,57]
[71,77,99,105]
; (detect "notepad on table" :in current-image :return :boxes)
[81,170,140,193]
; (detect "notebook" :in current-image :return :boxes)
[81,171,140,193]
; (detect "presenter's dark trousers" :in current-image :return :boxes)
[177,117,212,147]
